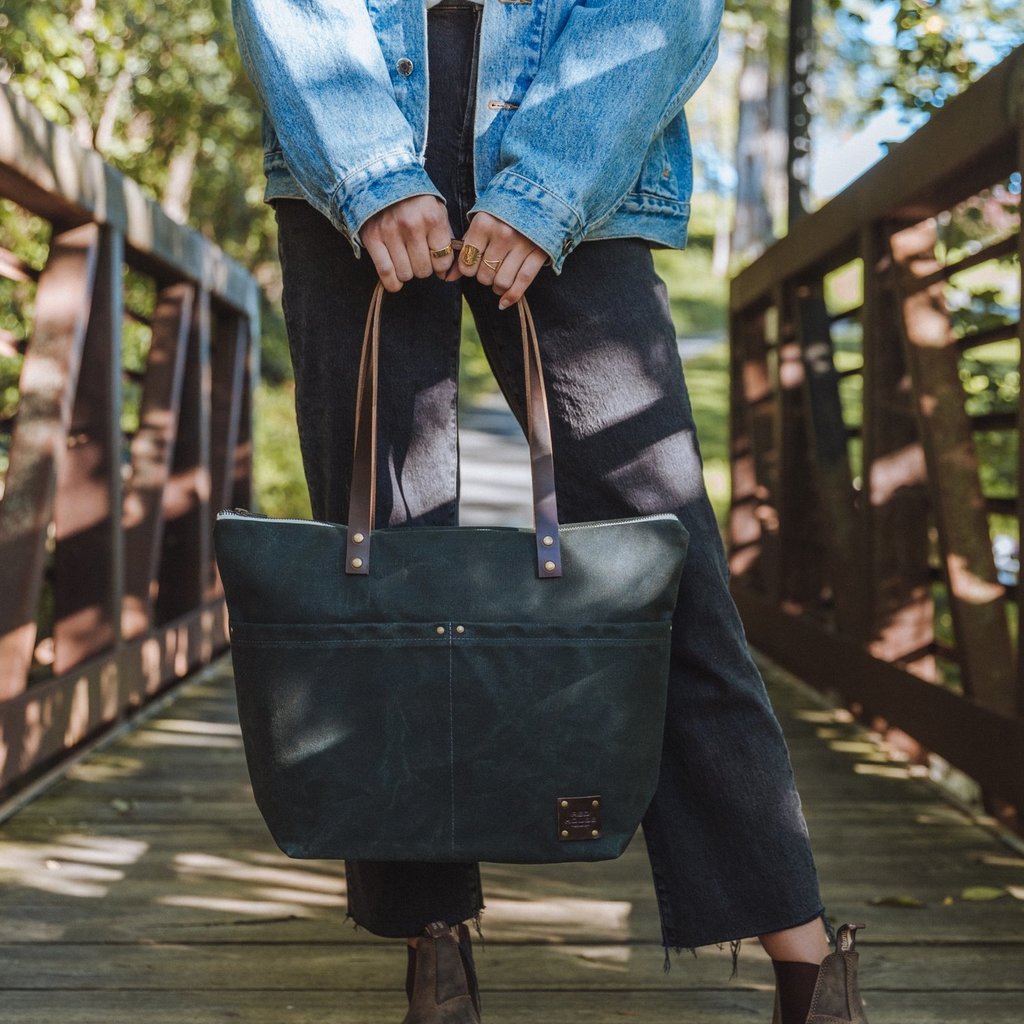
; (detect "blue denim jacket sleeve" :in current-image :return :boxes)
[231,0,442,246]
[468,0,722,266]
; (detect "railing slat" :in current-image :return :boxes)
[0,223,99,700]
[156,289,212,623]
[795,284,867,636]
[121,283,195,640]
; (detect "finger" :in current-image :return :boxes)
[426,229,456,280]
[498,249,548,310]
[444,243,464,283]
[476,244,514,288]
[401,228,434,280]
[384,229,415,286]
[362,234,401,293]
[489,242,531,294]
[458,217,511,280]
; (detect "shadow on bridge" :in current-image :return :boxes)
[1,409,1023,1023]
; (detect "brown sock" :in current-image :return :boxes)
[772,959,822,1024]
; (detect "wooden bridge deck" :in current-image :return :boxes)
[1,408,1023,1023]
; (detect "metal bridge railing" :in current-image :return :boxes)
[728,48,1024,820]
[0,85,259,800]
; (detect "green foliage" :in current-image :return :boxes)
[252,382,311,519]
[820,0,1024,124]
[0,0,290,372]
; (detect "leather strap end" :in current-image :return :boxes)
[536,536,563,578]
[345,528,370,576]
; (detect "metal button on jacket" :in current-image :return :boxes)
[396,57,414,76]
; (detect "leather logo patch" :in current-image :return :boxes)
[557,796,602,840]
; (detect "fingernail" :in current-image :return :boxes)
[498,299,510,310]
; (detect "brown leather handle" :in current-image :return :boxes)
[345,281,563,578]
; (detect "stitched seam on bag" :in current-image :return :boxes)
[448,624,456,857]
[229,638,442,647]
[450,637,667,646]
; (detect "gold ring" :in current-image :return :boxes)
[482,257,503,270]
[430,242,453,258]
[460,243,481,267]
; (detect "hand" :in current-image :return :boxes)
[445,212,548,309]
[360,195,456,292]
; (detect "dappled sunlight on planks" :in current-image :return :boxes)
[157,895,326,918]
[173,852,345,897]
[0,834,148,898]
[480,897,633,943]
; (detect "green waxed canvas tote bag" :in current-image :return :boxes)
[214,282,689,864]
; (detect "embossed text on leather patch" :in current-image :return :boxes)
[557,796,602,840]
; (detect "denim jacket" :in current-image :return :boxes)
[232,0,722,274]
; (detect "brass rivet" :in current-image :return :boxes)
[542,535,554,547]
[544,560,556,572]
[560,830,569,838]
[591,830,600,838]
[455,625,465,635]
[436,626,446,636]
[560,800,568,808]
[350,557,363,569]
[592,800,599,808]
[352,532,365,544]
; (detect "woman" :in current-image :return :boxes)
[230,1,870,1022]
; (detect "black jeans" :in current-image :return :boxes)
[272,1,825,951]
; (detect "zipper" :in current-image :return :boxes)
[560,514,680,532]
[217,509,336,528]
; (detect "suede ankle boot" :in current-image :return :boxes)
[403,921,481,1024]
[772,923,869,1024]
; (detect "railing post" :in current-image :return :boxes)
[730,306,782,598]
[774,283,821,609]
[53,224,124,673]
[888,218,1015,713]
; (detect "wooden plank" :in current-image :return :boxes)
[156,288,212,622]
[730,47,1024,313]
[794,283,865,633]
[2,942,1023,992]
[2,989,1024,1024]
[888,219,1016,715]
[121,283,194,639]
[0,602,228,793]
[53,225,124,673]
[732,586,1024,808]
[859,225,934,673]
[0,84,259,324]
[0,223,99,700]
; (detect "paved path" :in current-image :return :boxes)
[1,398,1023,1023]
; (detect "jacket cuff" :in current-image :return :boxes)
[332,155,446,258]
[467,169,585,276]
